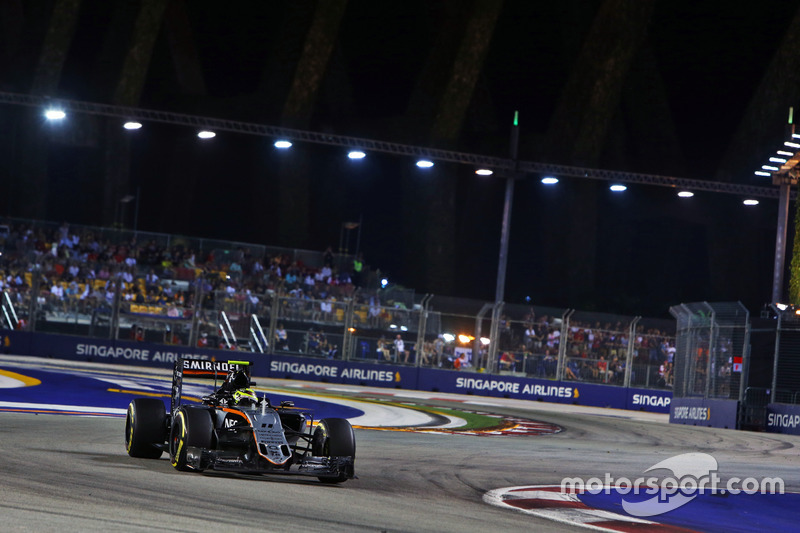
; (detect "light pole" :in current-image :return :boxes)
[495,111,520,305]
[487,112,521,372]
[772,174,793,303]
[758,110,800,303]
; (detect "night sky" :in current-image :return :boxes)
[2,0,800,319]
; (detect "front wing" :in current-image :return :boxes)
[183,446,355,479]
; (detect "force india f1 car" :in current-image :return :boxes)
[124,358,356,483]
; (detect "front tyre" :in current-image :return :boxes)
[125,398,167,459]
[313,418,356,483]
[170,406,214,471]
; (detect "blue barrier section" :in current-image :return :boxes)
[20,331,222,368]
[579,490,800,532]
[416,368,672,413]
[626,388,672,413]
[268,353,417,389]
[765,403,800,436]
[0,330,32,355]
[669,397,739,429]
[0,329,673,413]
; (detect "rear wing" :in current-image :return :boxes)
[170,357,252,414]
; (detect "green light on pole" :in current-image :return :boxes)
[790,107,794,125]
[513,110,519,127]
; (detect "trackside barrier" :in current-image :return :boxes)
[267,353,417,388]
[2,330,219,368]
[416,368,671,412]
[0,329,672,413]
[669,397,739,429]
[765,403,800,436]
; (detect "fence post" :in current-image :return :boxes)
[28,269,41,332]
[737,306,751,404]
[415,294,432,367]
[111,279,122,340]
[188,274,205,347]
[556,309,574,380]
[268,292,280,354]
[624,317,640,388]
[704,303,716,398]
[487,302,504,374]
[771,306,782,404]
[472,303,493,371]
[342,295,356,361]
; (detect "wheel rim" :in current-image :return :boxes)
[170,411,186,466]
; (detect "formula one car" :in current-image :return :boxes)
[124,358,356,483]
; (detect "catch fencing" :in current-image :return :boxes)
[668,302,749,401]
[3,277,673,395]
[767,305,800,405]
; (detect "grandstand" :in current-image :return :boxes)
[0,217,674,392]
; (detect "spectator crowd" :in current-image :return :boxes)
[0,219,675,390]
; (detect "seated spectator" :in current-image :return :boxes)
[499,351,518,372]
[145,269,159,290]
[377,337,392,361]
[319,298,333,322]
[229,260,243,280]
[275,324,288,350]
[394,334,409,363]
[596,356,609,381]
[564,361,579,380]
[306,328,321,354]
[542,350,557,377]
[608,356,624,383]
[419,341,433,366]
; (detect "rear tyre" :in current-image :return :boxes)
[125,398,167,459]
[313,418,356,483]
[170,406,214,471]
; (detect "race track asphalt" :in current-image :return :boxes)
[0,360,798,532]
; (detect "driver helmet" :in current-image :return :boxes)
[225,368,250,389]
[233,388,258,406]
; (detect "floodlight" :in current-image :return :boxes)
[44,109,66,120]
